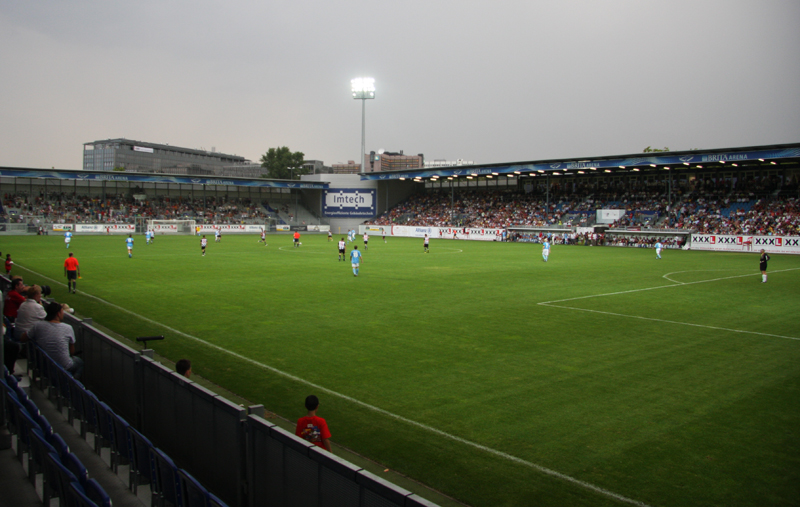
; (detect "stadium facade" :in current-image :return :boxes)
[83,139,249,176]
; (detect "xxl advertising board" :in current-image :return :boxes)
[323,189,376,218]
[690,234,800,254]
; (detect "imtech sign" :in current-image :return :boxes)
[323,189,376,217]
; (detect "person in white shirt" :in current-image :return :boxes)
[201,235,208,256]
[363,233,369,251]
[338,239,346,261]
[215,228,221,243]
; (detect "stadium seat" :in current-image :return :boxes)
[108,409,133,473]
[83,477,113,507]
[151,447,182,507]
[208,492,230,507]
[128,426,155,495]
[78,388,100,444]
[8,393,38,464]
[29,427,57,489]
[49,432,71,461]
[44,451,78,506]
[63,451,90,486]
[68,376,87,431]
[94,400,116,461]
[68,481,99,507]
[178,467,210,507]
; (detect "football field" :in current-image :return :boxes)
[5,233,800,507]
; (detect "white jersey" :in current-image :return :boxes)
[215,230,221,238]
[338,240,346,250]
[201,238,208,247]
[363,234,369,242]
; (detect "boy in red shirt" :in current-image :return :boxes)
[295,395,332,451]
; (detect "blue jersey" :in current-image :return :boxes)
[126,237,134,248]
[543,241,550,251]
[350,250,362,263]
[655,242,663,249]
[65,232,72,240]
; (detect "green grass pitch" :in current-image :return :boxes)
[5,233,800,507]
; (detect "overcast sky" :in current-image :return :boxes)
[2,1,799,169]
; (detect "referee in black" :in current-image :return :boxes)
[760,249,770,283]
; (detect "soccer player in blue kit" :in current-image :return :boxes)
[542,239,550,262]
[126,234,134,258]
[655,241,663,259]
[350,245,362,276]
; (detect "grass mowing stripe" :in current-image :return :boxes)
[538,267,800,304]
[539,304,800,342]
[17,261,655,507]
[539,268,800,342]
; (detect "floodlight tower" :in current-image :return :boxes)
[351,77,375,174]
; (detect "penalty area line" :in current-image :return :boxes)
[17,263,653,507]
[538,303,800,342]
[539,267,800,305]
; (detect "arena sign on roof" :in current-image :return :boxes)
[360,143,800,181]
[0,167,329,189]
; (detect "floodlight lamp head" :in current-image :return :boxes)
[351,77,376,99]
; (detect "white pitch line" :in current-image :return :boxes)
[538,268,800,342]
[539,268,800,305]
[539,304,800,341]
[17,263,652,507]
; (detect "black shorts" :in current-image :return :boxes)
[67,271,77,281]
[339,248,345,254]
[294,238,299,243]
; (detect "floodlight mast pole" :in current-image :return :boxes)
[351,78,375,175]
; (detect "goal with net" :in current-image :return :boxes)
[147,219,197,235]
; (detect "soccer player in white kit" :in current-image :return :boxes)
[201,235,208,256]
[424,234,430,253]
[215,228,221,243]
[64,231,72,248]
[542,240,550,262]
[655,241,663,259]
[363,232,369,251]
[350,245,362,276]
[338,238,346,261]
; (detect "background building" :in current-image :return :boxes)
[83,139,247,175]
[365,150,423,172]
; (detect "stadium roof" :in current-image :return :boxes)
[0,167,330,190]
[360,143,800,181]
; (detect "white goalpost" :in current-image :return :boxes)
[147,219,197,235]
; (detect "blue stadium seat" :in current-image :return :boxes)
[44,451,78,506]
[94,400,116,459]
[78,388,100,443]
[128,426,155,495]
[68,376,87,430]
[208,492,230,507]
[83,477,113,507]
[151,447,182,507]
[29,427,57,489]
[178,468,210,507]
[49,432,71,461]
[108,409,133,473]
[63,451,90,486]
[68,481,99,507]
[9,394,38,464]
